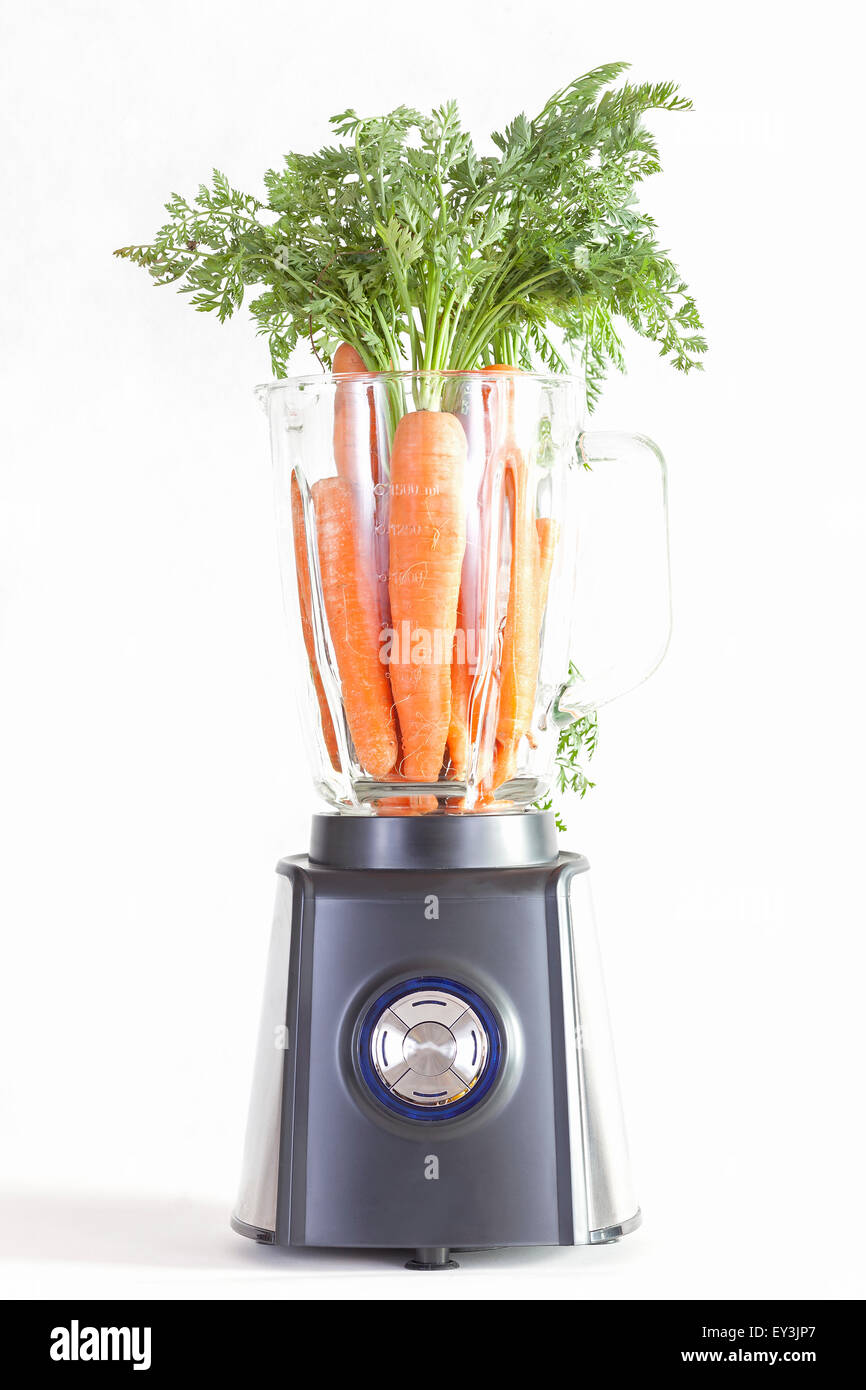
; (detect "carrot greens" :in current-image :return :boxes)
[537,684,599,833]
[115,63,704,403]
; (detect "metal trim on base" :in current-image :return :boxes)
[230,1214,275,1244]
[228,1211,641,1251]
[587,1208,642,1244]
[308,810,558,871]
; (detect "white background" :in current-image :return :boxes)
[1,0,864,1301]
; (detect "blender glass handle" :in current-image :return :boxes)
[553,430,672,724]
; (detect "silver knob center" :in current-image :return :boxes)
[402,1021,457,1077]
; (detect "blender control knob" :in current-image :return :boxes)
[360,979,500,1121]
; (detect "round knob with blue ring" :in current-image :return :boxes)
[359,977,501,1121]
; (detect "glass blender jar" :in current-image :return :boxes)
[261,370,670,814]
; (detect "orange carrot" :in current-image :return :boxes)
[447,377,501,784]
[484,363,520,445]
[332,341,390,638]
[482,368,562,793]
[312,476,398,779]
[333,342,380,487]
[447,584,473,780]
[488,514,560,792]
[535,516,559,618]
[374,789,439,814]
[291,473,340,769]
[489,445,542,790]
[528,514,560,757]
[333,341,368,374]
[388,410,467,782]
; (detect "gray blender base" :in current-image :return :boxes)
[233,813,640,1264]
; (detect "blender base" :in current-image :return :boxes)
[232,813,639,1267]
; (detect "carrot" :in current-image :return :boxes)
[332,341,391,633]
[388,410,467,782]
[291,473,340,769]
[488,445,542,790]
[374,790,439,814]
[312,476,398,779]
[481,368,561,793]
[488,514,560,791]
[535,516,559,617]
[485,363,520,445]
[526,514,560,760]
[447,379,500,784]
[447,584,473,781]
[333,342,380,487]
[333,341,368,374]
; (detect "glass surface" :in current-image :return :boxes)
[262,371,669,813]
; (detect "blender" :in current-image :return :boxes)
[231,370,670,1269]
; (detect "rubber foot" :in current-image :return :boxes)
[405,1258,459,1271]
[405,1246,459,1270]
